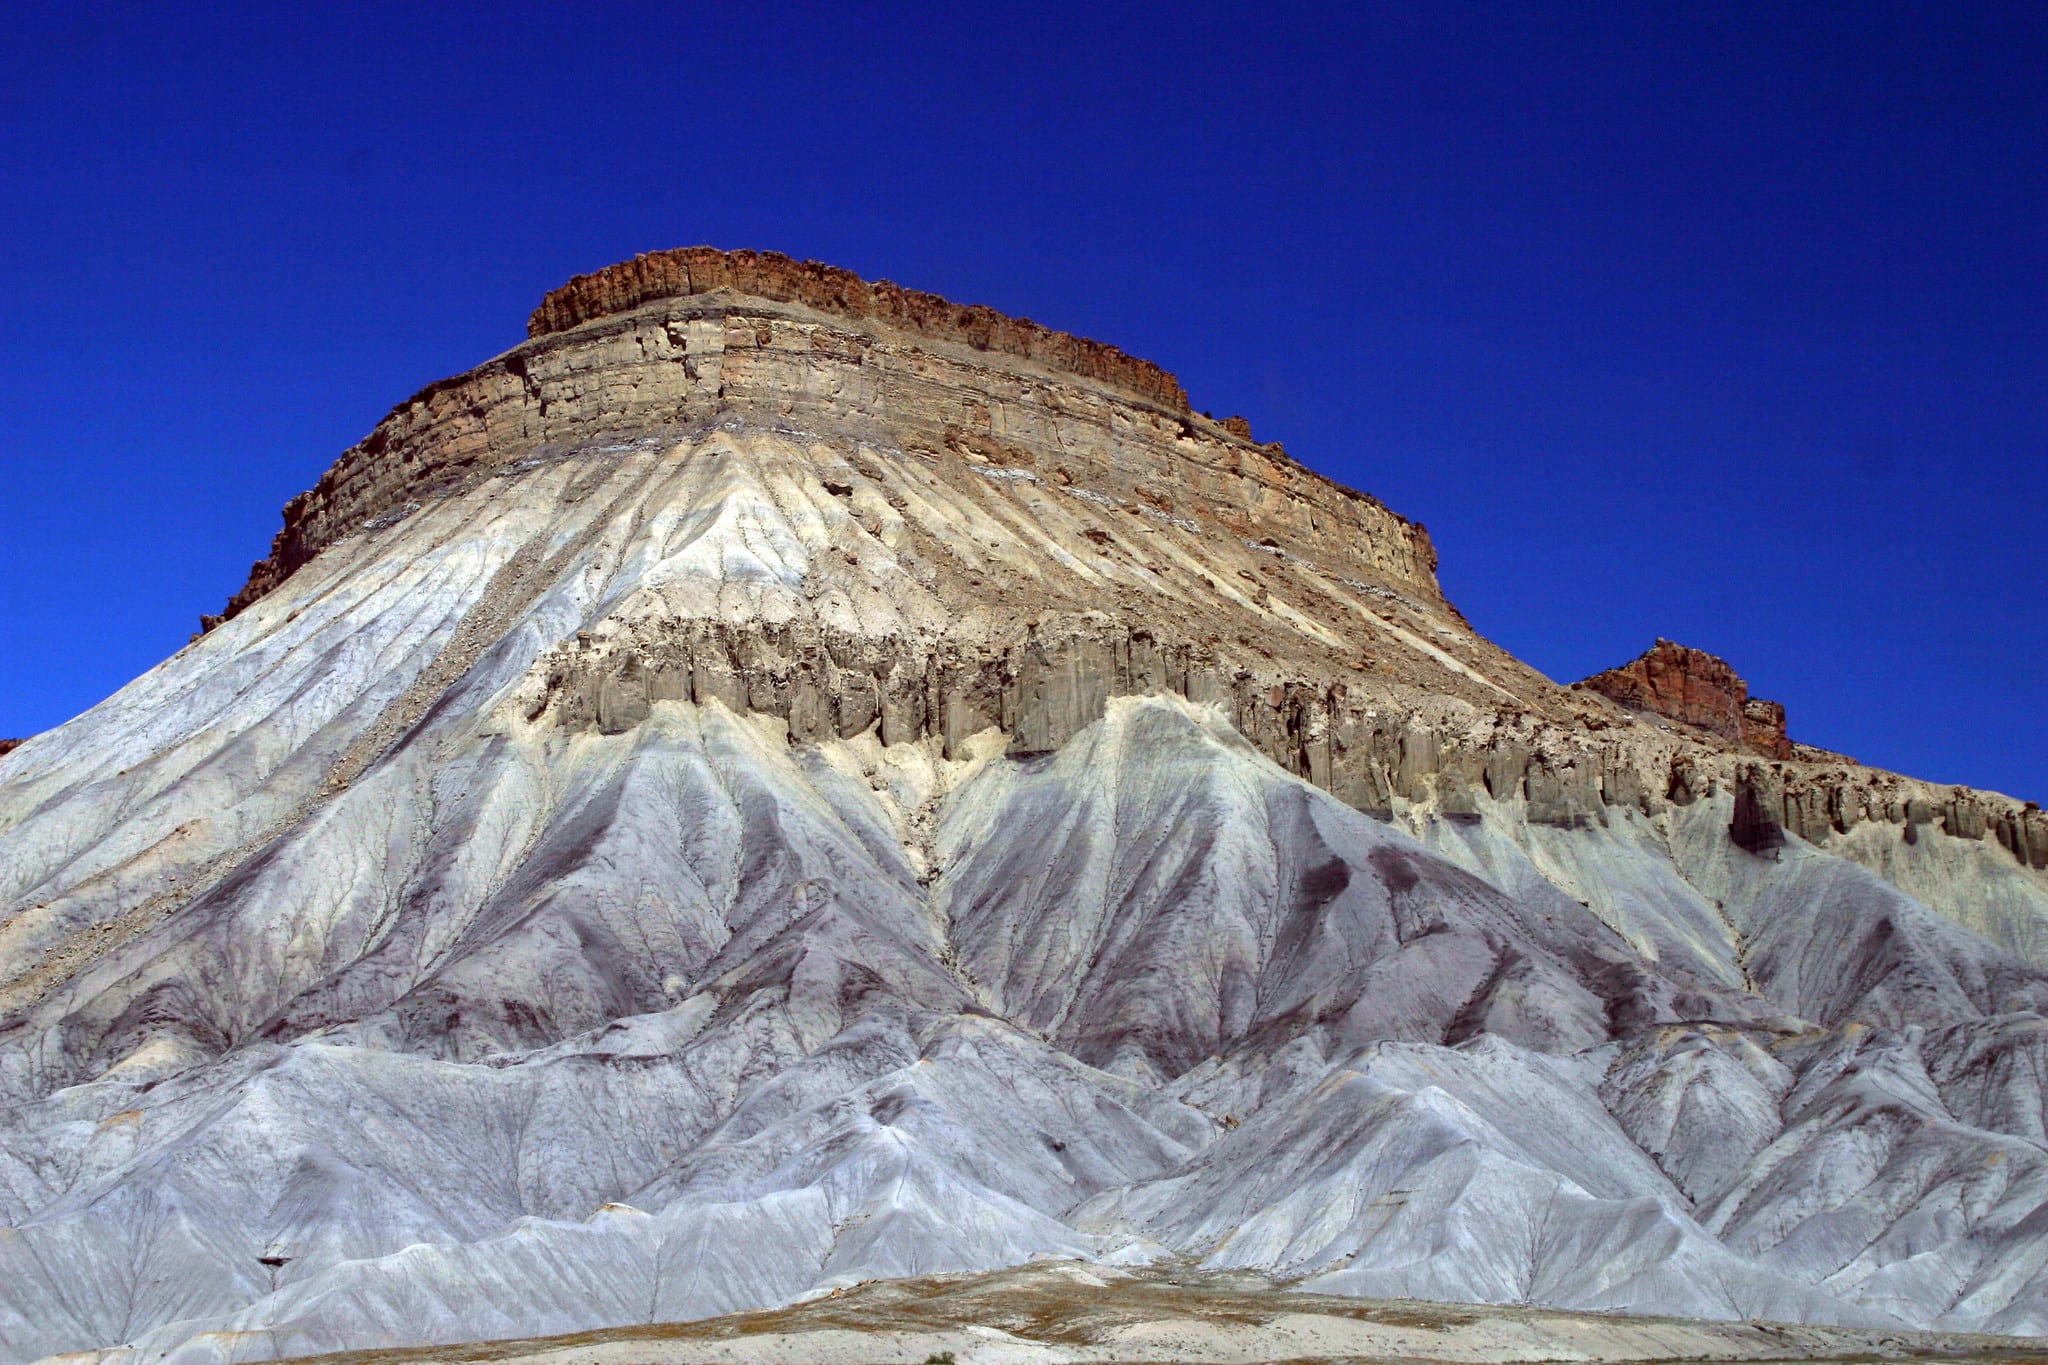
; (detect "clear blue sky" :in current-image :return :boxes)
[2,3,2043,801]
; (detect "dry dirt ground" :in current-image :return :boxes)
[229,1262,2048,1365]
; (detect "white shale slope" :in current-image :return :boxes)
[4,436,2048,1364]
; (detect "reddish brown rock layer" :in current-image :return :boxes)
[1742,697,1789,757]
[1576,639,1792,759]
[211,257,1442,630]
[527,247,1190,411]
[0,739,22,757]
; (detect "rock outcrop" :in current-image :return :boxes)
[6,251,2048,1364]
[209,249,1426,630]
[530,614,2048,869]
[0,739,22,758]
[1576,638,1792,758]
[527,247,1190,408]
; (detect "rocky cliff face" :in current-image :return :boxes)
[1576,638,1792,759]
[211,248,1424,629]
[527,247,1190,408]
[202,250,2043,884]
[5,251,2048,1364]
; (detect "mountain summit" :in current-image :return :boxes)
[4,249,2048,1362]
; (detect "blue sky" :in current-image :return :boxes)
[2,3,2043,800]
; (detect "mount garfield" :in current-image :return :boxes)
[3,249,2048,1364]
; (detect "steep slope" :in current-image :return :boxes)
[3,249,2048,1364]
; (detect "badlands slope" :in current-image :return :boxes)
[3,248,2048,1364]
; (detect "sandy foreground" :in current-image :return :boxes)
[115,1262,2048,1365]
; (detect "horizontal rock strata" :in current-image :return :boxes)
[537,616,2048,869]
[528,246,1189,408]
[213,268,1428,628]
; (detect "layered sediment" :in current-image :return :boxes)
[535,613,2048,865]
[214,248,1380,625]
[7,249,2048,1363]
[205,247,2045,872]
[527,246,1190,407]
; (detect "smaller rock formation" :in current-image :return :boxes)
[1575,639,1792,759]
[0,740,22,757]
[1729,766,1789,854]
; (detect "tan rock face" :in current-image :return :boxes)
[207,250,2044,879]
[1576,639,1791,759]
[528,247,1189,409]
[211,251,1435,632]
